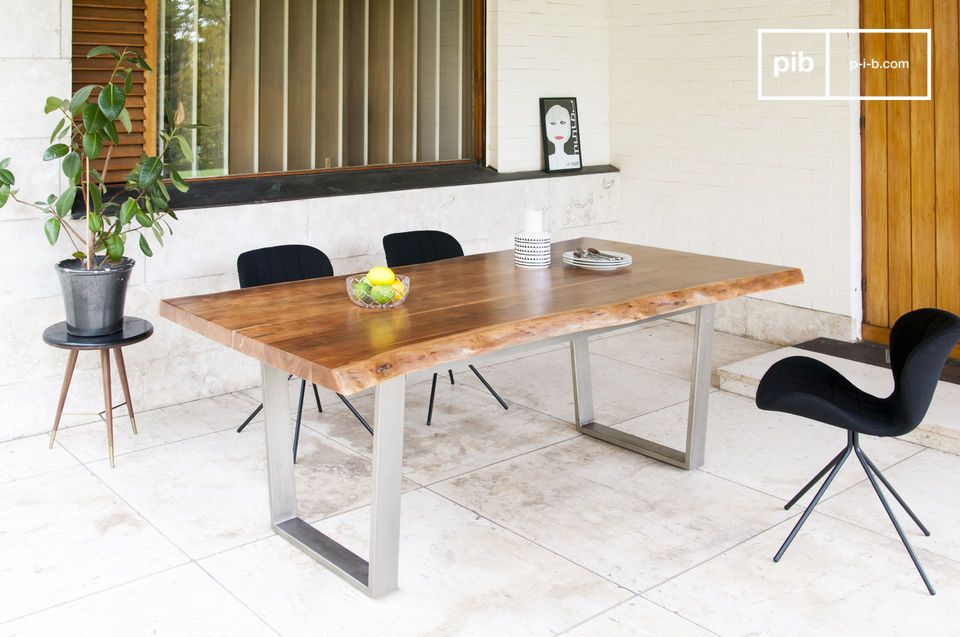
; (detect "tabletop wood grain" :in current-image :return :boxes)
[159,238,803,394]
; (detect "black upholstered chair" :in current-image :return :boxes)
[382,230,509,425]
[757,308,960,595]
[235,245,373,462]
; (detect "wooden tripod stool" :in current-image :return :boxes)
[43,317,153,468]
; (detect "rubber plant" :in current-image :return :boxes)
[0,45,192,268]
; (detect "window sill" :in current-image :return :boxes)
[99,163,620,212]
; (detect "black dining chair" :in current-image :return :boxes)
[756,307,960,595]
[382,230,509,425]
[235,245,373,462]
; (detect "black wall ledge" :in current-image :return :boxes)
[91,162,619,213]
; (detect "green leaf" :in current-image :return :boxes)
[102,119,119,145]
[0,167,14,185]
[118,108,132,134]
[169,167,189,193]
[138,234,153,257]
[167,210,178,221]
[87,211,102,232]
[83,103,106,134]
[0,158,9,169]
[44,217,61,245]
[69,85,96,114]
[43,143,69,161]
[133,50,152,72]
[123,70,134,94]
[134,208,152,227]
[119,197,140,224]
[105,234,124,261]
[131,155,162,188]
[90,185,103,215]
[97,84,125,120]
[82,132,102,160]
[173,135,193,162]
[0,184,10,208]
[54,186,76,217]
[49,119,66,144]
[151,223,164,246]
[44,96,64,114]
[87,45,121,60]
[61,152,81,180]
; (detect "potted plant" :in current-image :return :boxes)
[0,45,192,336]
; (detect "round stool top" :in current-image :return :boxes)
[43,317,154,350]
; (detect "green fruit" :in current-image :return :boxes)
[353,279,372,300]
[370,284,396,304]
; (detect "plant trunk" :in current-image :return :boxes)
[84,157,93,270]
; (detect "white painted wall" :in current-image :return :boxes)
[610,0,862,340]
[0,1,619,442]
[486,0,611,172]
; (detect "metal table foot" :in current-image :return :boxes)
[261,364,405,597]
[569,304,715,470]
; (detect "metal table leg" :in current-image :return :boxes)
[570,304,715,470]
[261,363,406,597]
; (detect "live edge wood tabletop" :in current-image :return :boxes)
[158,237,804,395]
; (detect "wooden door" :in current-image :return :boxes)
[861,0,960,345]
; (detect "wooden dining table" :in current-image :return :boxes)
[159,237,802,598]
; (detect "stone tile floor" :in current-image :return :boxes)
[2,321,958,636]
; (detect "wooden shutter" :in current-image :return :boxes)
[72,0,157,182]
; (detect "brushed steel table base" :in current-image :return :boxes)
[570,304,715,470]
[260,304,716,596]
[261,364,404,598]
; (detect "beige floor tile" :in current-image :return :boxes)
[55,392,261,463]
[432,436,793,592]
[563,596,715,637]
[613,391,923,504]
[819,448,960,564]
[304,380,579,485]
[87,425,416,559]
[0,564,272,637]
[646,513,960,637]
[455,348,695,426]
[201,489,632,637]
[0,467,187,623]
[591,321,778,382]
[0,434,78,484]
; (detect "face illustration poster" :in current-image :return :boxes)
[539,97,583,173]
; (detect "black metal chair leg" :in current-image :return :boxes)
[237,403,263,433]
[312,383,323,414]
[337,393,373,435]
[427,373,439,426]
[854,445,936,595]
[448,369,455,385]
[784,449,847,510]
[774,442,852,562]
[468,365,508,410]
[293,380,306,463]
[860,451,931,536]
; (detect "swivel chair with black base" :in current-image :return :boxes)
[235,245,373,462]
[756,307,960,595]
[382,230,509,425]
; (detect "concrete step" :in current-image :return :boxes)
[717,347,960,455]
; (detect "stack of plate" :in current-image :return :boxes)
[514,232,552,268]
[562,249,632,270]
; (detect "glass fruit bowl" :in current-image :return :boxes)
[346,274,410,309]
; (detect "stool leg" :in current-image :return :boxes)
[49,350,79,448]
[101,349,116,468]
[113,347,138,435]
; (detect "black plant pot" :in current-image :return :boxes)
[55,257,135,337]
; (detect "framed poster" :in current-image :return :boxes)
[539,97,583,173]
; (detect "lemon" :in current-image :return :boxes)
[391,281,406,301]
[366,266,396,286]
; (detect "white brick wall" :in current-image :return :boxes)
[610,0,861,328]
[487,0,612,172]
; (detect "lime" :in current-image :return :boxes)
[353,278,373,300]
[370,284,396,304]
[366,266,396,286]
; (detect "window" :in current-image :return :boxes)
[157,0,481,180]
